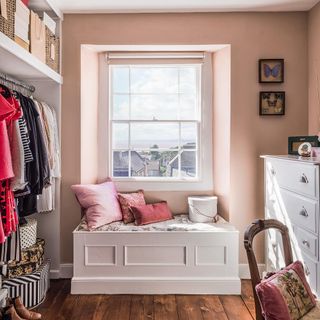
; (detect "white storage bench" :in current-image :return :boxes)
[71,215,240,294]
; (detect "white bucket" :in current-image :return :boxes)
[188,196,218,223]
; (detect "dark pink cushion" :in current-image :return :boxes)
[118,190,146,224]
[255,261,316,320]
[71,181,122,230]
[131,202,173,226]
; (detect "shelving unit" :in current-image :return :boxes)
[0,0,63,278]
[0,32,62,83]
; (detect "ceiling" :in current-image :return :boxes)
[53,0,319,13]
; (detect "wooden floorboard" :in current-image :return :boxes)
[35,280,255,320]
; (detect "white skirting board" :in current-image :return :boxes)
[55,263,266,280]
[71,277,241,295]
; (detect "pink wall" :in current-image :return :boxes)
[62,12,308,264]
[80,47,99,184]
[213,46,231,220]
[308,2,320,135]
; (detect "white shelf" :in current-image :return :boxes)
[0,32,62,84]
[29,0,63,20]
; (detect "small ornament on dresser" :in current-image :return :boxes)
[298,142,312,157]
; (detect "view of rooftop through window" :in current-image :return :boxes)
[110,64,201,179]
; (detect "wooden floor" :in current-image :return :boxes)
[34,280,256,320]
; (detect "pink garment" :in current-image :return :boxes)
[0,121,14,181]
[71,181,122,230]
[0,93,15,180]
[131,201,173,226]
[0,91,21,242]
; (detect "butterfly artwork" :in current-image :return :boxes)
[260,91,285,116]
[259,59,284,83]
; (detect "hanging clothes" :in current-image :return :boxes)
[14,93,51,217]
[0,87,21,243]
[35,101,60,213]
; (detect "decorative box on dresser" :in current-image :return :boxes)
[262,155,320,296]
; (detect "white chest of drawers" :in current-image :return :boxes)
[262,155,320,296]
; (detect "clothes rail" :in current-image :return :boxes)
[0,72,35,95]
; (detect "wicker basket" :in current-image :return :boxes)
[45,26,59,73]
[0,0,15,40]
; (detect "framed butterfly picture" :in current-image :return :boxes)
[259,59,284,83]
[259,91,285,116]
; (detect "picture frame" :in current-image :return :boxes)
[259,59,284,83]
[259,91,285,116]
[288,136,320,155]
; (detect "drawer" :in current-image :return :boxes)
[295,227,318,260]
[280,189,318,234]
[302,254,317,294]
[266,159,318,198]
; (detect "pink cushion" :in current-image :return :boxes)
[255,261,316,320]
[71,181,122,230]
[131,202,173,226]
[118,190,146,224]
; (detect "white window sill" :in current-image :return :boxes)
[114,178,213,192]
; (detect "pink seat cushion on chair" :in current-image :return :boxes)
[255,261,316,320]
[131,201,173,226]
[71,181,122,230]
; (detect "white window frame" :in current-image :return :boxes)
[99,52,213,191]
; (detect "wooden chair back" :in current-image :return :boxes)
[243,219,293,320]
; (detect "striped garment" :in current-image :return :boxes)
[18,117,33,164]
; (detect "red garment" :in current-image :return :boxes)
[0,91,21,242]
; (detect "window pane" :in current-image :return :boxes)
[180,67,197,94]
[131,150,178,177]
[130,67,178,94]
[180,94,197,120]
[113,151,129,177]
[131,95,179,120]
[180,151,196,177]
[112,67,129,93]
[181,123,197,148]
[112,123,129,149]
[131,123,179,149]
[112,95,129,120]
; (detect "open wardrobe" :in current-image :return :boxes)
[0,0,62,317]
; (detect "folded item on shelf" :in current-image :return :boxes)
[19,218,37,250]
[43,12,56,34]
[3,259,50,309]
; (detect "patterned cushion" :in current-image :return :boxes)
[302,301,320,319]
[255,261,316,320]
[118,190,146,224]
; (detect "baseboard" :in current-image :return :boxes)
[59,263,73,279]
[50,269,61,279]
[53,263,264,280]
[239,263,266,279]
[71,277,241,294]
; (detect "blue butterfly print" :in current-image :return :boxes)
[263,63,281,78]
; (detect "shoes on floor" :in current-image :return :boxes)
[4,305,25,320]
[2,297,42,320]
[13,297,41,320]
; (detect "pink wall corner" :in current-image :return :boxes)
[213,46,231,221]
[80,46,99,184]
[308,2,320,135]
